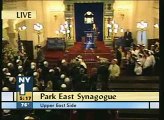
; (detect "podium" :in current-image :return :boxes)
[84,31,95,49]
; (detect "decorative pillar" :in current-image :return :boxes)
[104,16,113,46]
[107,17,111,37]
[64,2,75,46]
[103,1,114,46]
[104,17,108,39]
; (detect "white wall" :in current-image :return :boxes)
[113,0,159,42]
[24,0,65,58]
[3,0,159,49]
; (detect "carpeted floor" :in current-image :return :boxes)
[45,41,114,63]
[45,41,115,75]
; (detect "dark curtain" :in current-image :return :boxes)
[75,3,103,42]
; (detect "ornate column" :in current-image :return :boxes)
[64,2,75,46]
[103,1,114,46]
[104,17,109,39]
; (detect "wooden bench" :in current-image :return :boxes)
[110,76,159,83]
[46,37,66,50]
[108,76,159,91]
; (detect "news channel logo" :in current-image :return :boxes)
[16,76,33,95]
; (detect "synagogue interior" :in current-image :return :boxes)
[2,0,159,120]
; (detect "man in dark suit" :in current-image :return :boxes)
[124,29,133,47]
[36,45,45,65]
[124,29,132,39]
[115,46,122,66]
[97,62,109,91]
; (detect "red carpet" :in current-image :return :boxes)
[66,41,114,62]
[45,41,115,74]
[45,41,114,62]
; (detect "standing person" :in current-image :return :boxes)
[139,44,145,54]
[36,45,45,66]
[124,29,132,40]
[115,46,122,66]
[149,51,156,75]
[17,66,24,75]
[149,51,156,67]
[138,53,145,67]
[92,23,98,48]
[7,63,16,76]
[134,61,142,76]
[108,59,120,80]
[44,81,53,91]
[124,29,133,47]
[154,45,160,75]
[41,61,49,85]
[150,45,155,53]
[8,77,16,91]
[70,60,81,91]
[97,61,109,91]
[60,59,70,76]
[23,56,30,72]
[64,77,73,91]
[143,51,153,75]
[33,72,42,90]
[47,69,56,90]
[14,51,24,62]
[134,45,140,56]
[26,62,37,76]
[90,67,98,90]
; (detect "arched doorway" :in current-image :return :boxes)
[64,0,114,46]
[74,3,103,42]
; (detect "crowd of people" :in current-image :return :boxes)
[2,53,117,92]
[2,41,160,92]
[115,42,160,76]
[2,51,119,120]
[2,40,160,120]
